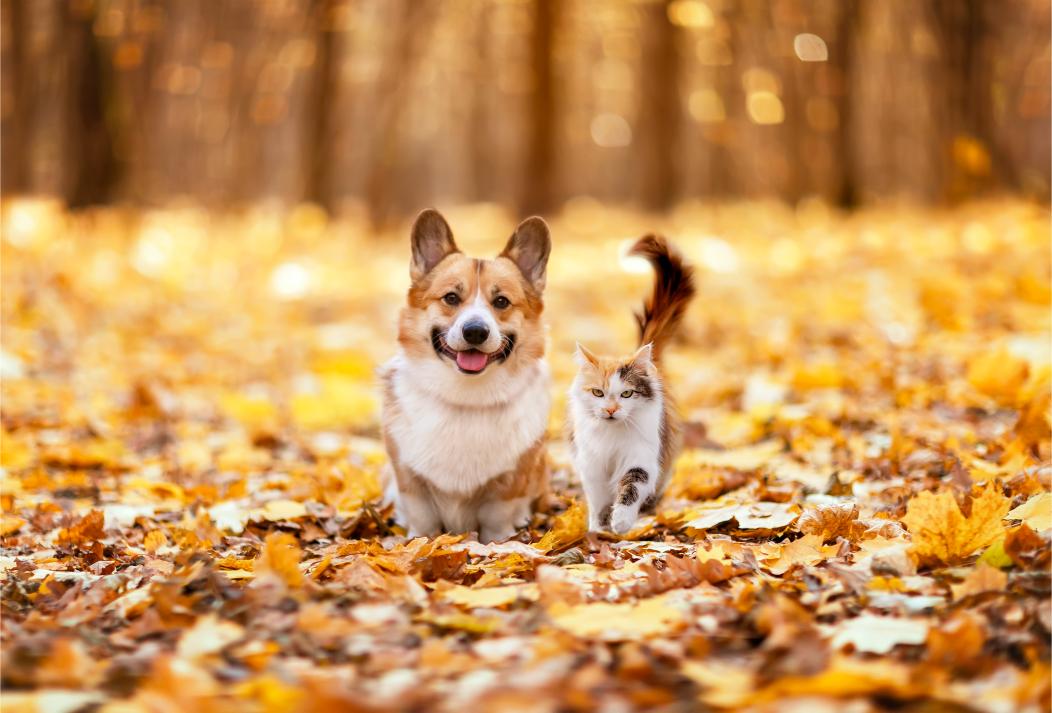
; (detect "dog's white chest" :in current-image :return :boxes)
[386,358,550,495]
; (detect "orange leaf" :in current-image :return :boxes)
[256,532,304,588]
[57,510,105,545]
[901,484,1010,565]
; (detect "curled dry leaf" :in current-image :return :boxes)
[255,532,305,588]
[56,510,106,545]
[951,563,1008,600]
[798,503,864,542]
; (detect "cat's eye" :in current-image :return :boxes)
[442,292,460,306]
[590,388,604,398]
[492,295,510,309]
[620,390,634,398]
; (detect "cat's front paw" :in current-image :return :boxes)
[609,506,637,535]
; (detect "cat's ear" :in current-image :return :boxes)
[500,217,551,291]
[574,342,600,368]
[411,209,459,281]
[631,343,653,367]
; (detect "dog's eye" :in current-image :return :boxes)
[442,292,460,306]
[590,389,604,398]
[620,390,633,398]
[492,295,510,309]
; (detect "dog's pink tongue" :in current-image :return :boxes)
[456,350,488,372]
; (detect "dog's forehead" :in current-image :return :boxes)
[479,257,526,293]
[428,254,525,294]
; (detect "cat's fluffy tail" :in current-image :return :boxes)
[629,235,696,361]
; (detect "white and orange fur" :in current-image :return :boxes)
[568,235,696,534]
[380,209,552,542]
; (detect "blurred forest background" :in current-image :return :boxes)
[1,0,1049,224]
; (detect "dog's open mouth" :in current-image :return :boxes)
[431,329,516,374]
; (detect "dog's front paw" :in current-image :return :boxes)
[479,525,517,543]
[609,505,637,535]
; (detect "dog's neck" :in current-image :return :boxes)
[395,352,548,409]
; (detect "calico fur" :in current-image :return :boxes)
[568,235,695,533]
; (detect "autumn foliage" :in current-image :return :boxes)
[1,199,1050,711]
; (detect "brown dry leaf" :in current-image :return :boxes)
[56,509,105,545]
[926,612,986,672]
[901,483,1011,565]
[798,503,864,542]
[951,563,1008,600]
[255,532,305,588]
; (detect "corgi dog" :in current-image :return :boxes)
[568,236,696,533]
[380,209,552,542]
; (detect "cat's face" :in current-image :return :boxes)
[572,343,657,423]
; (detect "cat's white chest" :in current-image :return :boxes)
[571,399,663,479]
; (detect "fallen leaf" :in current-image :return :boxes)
[951,563,1007,600]
[533,500,586,552]
[901,484,1010,565]
[967,348,1028,406]
[760,534,839,575]
[253,499,308,522]
[798,503,863,542]
[56,510,105,545]
[143,529,167,553]
[438,583,539,609]
[1006,492,1051,533]
[685,501,797,532]
[255,532,304,588]
[177,613,245,660]
[0,514,26,536]
[548,595,684,641]
[829,614,929,654]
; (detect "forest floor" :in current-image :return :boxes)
[1,199,1050,713]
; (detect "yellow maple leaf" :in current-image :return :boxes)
[901,484,1010,565]
[143,530,167,553]
[533,500,586,553]
[439,583,539,609]
[548,595,683,641]
[1006,492,1052,533]
[256,532,304,588]
[760,534,839,575]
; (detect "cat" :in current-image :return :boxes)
[568,235,696,534]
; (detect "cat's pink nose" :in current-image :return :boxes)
[605,405,619,416]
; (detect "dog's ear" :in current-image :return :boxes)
[500,216,551,291]
[411,209,459,281]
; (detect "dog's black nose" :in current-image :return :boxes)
[462,321,489,345]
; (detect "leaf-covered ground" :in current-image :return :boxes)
[1,199,1050,713]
